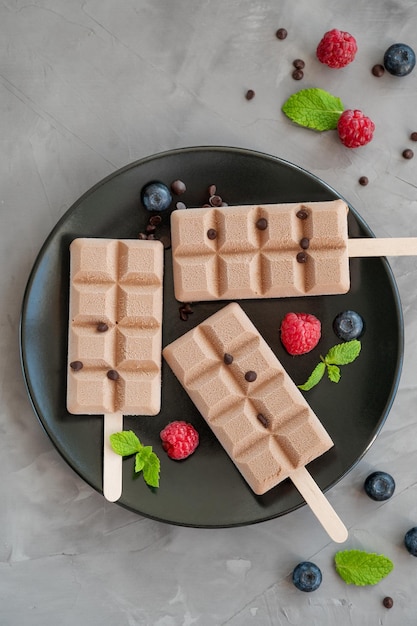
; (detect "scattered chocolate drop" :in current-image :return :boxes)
[70,360,83,371]
[245,370,257,382]
[293,59,305,69]
[372,64,385,77]
[209,195,223,207]
[107,369,119,380]
[245,89,255,100]
[207,228,217,240]
[359,176,369,186]
[402,148,414,159]
[292,69,304,80]
[208,184,217,196]
[296,251,308,263]
[276,28,287,40]
[179,303,193,321]
[257,413,269,428]
[256,217,268,230]
[97,322,109,332]
[138,232,148,240]
[171,179,186,195]
[223,353,234,365]
[296,209,309,220]
[383,597,394,609]
[410,132,417,141]
[299,237,310,250]
[149,215,162,226]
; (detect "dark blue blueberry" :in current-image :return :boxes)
[404,527,417,556]
[364,471,395,501]
[383,43,416,77]
[333,310,364,341]
[141,181,172,212]
[292,561,322,592]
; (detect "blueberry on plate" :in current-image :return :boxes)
[383,43,416,76]
[292,561,322,592]
[364,471,395,501]
[404,527,417,556]
[333,310,364,341]
[141,181,172,212]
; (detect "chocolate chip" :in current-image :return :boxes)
[171,179,186,195]
[149,215,162,226]
[176,201,187,210]
[223,353,233,365]
[292,69,304,80]
[410,132,417,141]
[107,370,119,380]
[146,223,156,233]
[158,234,171,249]
[147,233,156,239]
[97,322,109,332]
[70,360,83,371]
[296,251,308,263]
[257,413,269,428]
[372,64,385,77]
[276,28,287,40]
[209,195,223,207]
[402,148,414,159]
[256,217,268,230]
[207,228,217,240]
[245,89,255,100]
[179,303,193,321]
[300,237,310,250]
[245,370,257,382]
[383,597,393,609]
[359,176,369,186]
[208,184,217,196]
[293,59,305,69]
[179,308,189,321]
[138,232,148,240]
[296,209,309,220]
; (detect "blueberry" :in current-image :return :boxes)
[383,43,416,77]
[292,561,322,592]
[404,527,417,556]
[141,181,172,212]
[364,471,395,501]
[333,310,364,341]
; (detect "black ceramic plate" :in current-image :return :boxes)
[20,146,403,527]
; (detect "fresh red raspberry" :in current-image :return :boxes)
[337,109,375,148]
[160,421,199,460]
[316,29,357,69]
[280,312,321,356]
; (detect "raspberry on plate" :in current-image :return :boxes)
[316,29,357,69]
[160,421,199,460]
[280,312,321,356]
[337,109,375,148]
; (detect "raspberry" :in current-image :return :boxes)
[280,312,321,356]
[316,29,357,69]
[160,421,199,460]
[337,109,375,148]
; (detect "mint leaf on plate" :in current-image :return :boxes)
[298,340,361,391]
[282,88,344,131]
[335,549,394,586]
[110,430,161,488]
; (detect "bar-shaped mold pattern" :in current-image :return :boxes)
[171,200,350,301]
[163,303,333,495]
[67,238,164,415]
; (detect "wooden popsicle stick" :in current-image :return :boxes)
[348,237,417,257]
[290,466,348,543]
[103,412,124,502]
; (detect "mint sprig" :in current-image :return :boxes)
[335,550,394,586]
[282,88,344,131]
[298,339,361,391]
[110,430,160,488]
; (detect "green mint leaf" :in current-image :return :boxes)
[110,430,142,456]
[135,453,145,473]
[298,361,326,391]
[282,88,344,131]
[335,550,394,586]
[327,364,341,383]
[325,340,361,366]
[142,452,160,488]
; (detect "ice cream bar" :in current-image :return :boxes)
[170,200,350,301]
[67,237,164,502]
[163,303,347,541]
[67,238,164,416]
